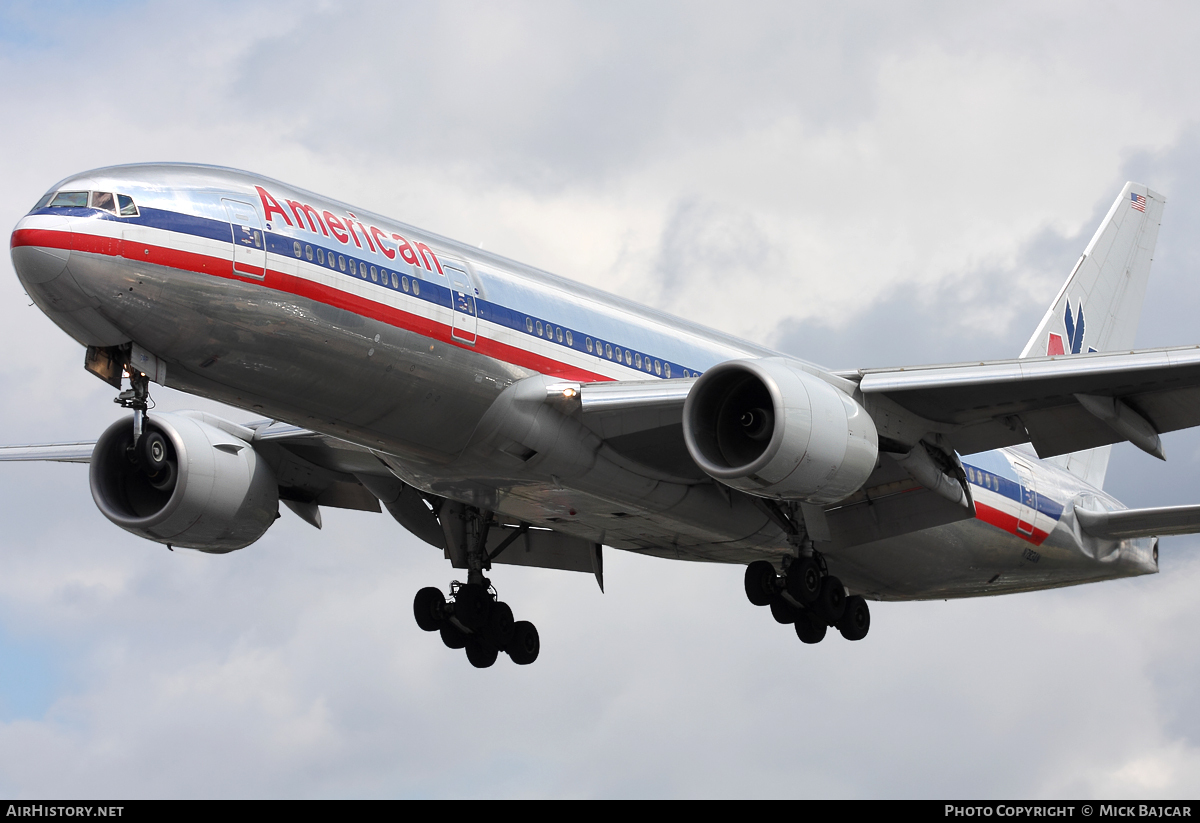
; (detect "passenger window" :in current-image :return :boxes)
[412,280,419,295]
[402,276,410,292]
[526,317,534,333]
[614,347,622,362]
[293,241,302,258]
[349,259,356,275]
[305,245,313,261]
[665,364,673,378]
[49,191,88,208]
[586,337,593,353]
[654,360,662,375]
[371,265,378,282]
[338,255,346,271]
[625,350,632,366]
[391,272,398,288]
[565,330,573,346]
[317,248,324,264]
[117,194,138,217]
[605,344,613,359]
[634,353,642,369]
[556,327,563,344]
[536,321,544,337]
[90,192,116,213]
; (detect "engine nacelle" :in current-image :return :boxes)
[90,412,279,552]
[682,358,878,504]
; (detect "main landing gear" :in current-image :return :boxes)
[412,504,541,668]
[744,556,870,644]
[413,580,540,667]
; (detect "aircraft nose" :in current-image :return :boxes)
[10,214,71,286]
[9,213,131,347]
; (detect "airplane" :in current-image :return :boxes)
[8,164,1200,669]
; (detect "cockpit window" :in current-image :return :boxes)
[91,192,117,213]
[32,193,54,211]
[117,194,139,217]
[48,191,88,208]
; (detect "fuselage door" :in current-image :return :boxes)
[446,265,477,345]
[1013,461,1037,537]
[222,199,265,280]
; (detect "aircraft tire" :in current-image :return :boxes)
[465,639,498,669]
[507,621,540,665]
[795,611,827,644]
[744,561,776,606]
[413,587,446,632]
[140,430,169,471]
[769,593,798,624]
[785,557,822,606]
[838,596,870,641]
[453,583,491,633]
[441,623,468,650]
[487,601,516,648]
[816,576,847,625]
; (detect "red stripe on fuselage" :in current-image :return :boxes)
[12,227,72,250]
[974,500,1050,546]
[13,227,614,383]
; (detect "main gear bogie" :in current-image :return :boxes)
[742,555,870,646]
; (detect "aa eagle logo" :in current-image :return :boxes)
[1046,299,1097,356]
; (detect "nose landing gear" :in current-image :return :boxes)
[744,557,870,644]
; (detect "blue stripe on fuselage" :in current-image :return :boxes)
[962,455,1065,521]
[33,205,701,380]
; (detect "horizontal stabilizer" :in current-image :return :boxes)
[1076,503,1200,540]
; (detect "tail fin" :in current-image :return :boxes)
[1020,182,1165,488]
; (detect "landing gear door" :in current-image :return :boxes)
[446,265,478,345]
[222,199,265,280]
[1013,460,1037,537]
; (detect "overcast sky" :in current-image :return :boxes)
[2,0,1200,798]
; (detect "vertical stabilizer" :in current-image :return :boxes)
[1020,183,1165,488]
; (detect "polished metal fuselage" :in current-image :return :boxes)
[9,164,1158,600]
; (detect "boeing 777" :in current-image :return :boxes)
[7,165,1199,667]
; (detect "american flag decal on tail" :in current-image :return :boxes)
[1131,192,1147,212]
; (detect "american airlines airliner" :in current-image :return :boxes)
[8,164,1199,668]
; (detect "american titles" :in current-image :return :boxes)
[255,186,443,275]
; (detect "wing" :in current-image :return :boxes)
[0,442,95,462]
[549,377,703,482]
[842,345,1200,458]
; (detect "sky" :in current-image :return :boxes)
[1,0,1200,798]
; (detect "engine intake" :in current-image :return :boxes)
[683,358,878,503]
[90,412,279,552]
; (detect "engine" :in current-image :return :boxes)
[89,412,279,552]
[682,358,878,504]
